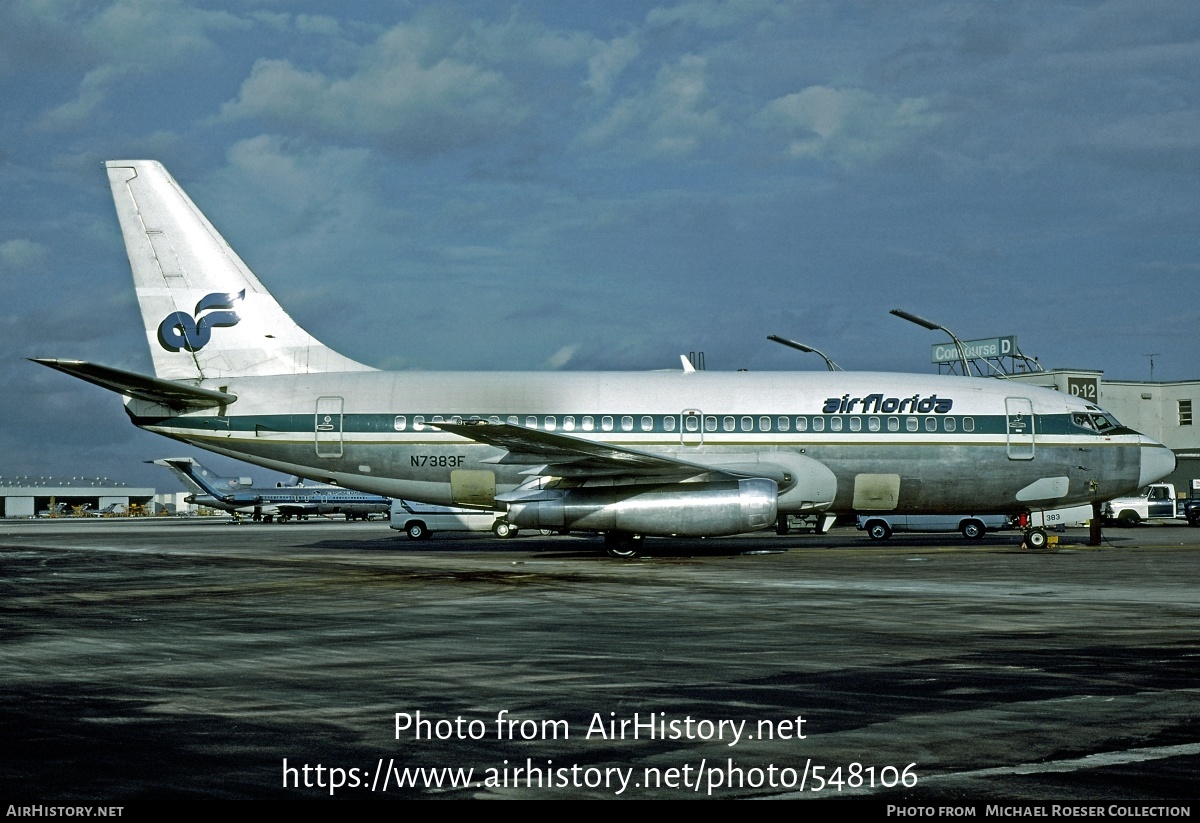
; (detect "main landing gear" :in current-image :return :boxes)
[604,532,644,558]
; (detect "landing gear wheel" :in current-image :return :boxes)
[406,521,430,540]
[775,516,790,536]
[866,520,892,541]
[493,520,518,539]
[605,533,644,558]
[961,520,985,539]
[1024,528,1048,550]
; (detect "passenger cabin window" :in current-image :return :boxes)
[640,416,653,432]
[888,417,899,432]
[393,415,406,431]
[741,416,753,432]
[759,416,771,431]
[489,416,501,424]
[723,416,736,432]
[777,417,790,432]
[906,417,918,432]
[526,416,537,428]
[563,415,575,431]
[811,418,824,432]
[869,417,880,432]
[944,417,956,432]
[545,416,556,431]
[414,415,425,431]
[621,415,634,432]
[582,416,594,431]
[601,416,614,432]
[963,417,975,432]
[925,417,937,432]
[664,416,677,432]
[507,415,518,425]
[829,418,842,432]
[451,416,462,424]
[796,417,808,432]
[705,416,717,432]
[684,416,699,432]
[849,417,861,432]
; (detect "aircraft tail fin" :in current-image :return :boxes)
[148,457,252,502]
[106,160,374,381]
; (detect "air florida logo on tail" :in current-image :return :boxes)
[157,290,244,352]
[823,393,953,414]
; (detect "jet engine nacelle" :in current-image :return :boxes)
[506,478,778,537]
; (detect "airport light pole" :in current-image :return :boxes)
[767,335,843,371]
[889,309,974,377]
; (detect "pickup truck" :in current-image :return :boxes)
[1102,483,1179,526]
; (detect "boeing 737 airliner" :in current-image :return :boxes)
[34,161,1175,555]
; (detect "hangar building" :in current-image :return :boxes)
[0,477,157,518]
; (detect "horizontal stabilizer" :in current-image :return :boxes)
[31,359,236,411]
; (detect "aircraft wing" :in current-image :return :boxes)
[431,420,734,480]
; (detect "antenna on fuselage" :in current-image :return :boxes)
[767,335,842,371]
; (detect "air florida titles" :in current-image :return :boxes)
[824,393,953,415]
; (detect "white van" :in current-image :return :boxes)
[390,500,511,540]
[856,513,1012,540]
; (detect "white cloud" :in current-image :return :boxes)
[28,0,244,132]
[578,54,721,159]
[646,0,781,30]
[756,86,942,167]
[585,35,639,96]
[0,239,49,272]
[220,135,372,212]
[219,19,531,156]
[36,65,121,131]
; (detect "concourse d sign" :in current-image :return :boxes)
[930,336,1017,364]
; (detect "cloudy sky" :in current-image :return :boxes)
[3,0,1198,489]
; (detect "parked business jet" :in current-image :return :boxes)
[151,457,390,522]
[34,161,1175,555]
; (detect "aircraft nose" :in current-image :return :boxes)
[1139,443,1177,487]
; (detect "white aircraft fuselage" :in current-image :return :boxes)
[35,160,1175,547]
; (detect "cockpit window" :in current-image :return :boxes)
[1075,409,1119,432]
[1072,413,1096,431]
